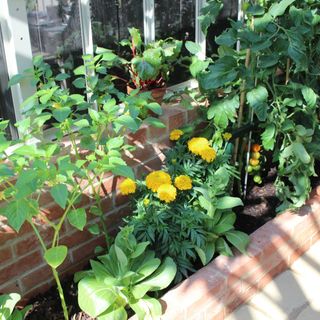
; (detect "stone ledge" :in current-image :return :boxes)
[142,193,320,320]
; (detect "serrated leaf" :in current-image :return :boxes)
[144,117,166,128]
[292,142,311,164]
[302,87,317,109]
[247,86,269,121]
[269,0,295,18]
[261,124,276,151]
[207,95,239,129]
[111,165,134,180]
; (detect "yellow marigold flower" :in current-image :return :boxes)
[223,132,232,141]
[143,198,150,206]
[157,184,177,203]
[174,175,192,191]
[200,146,216,163]
[188,137,210,155]
[170,129,184,141]
[145,171,172,192]
[119,178,136,195]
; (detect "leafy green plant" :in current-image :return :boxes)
[0,293,31,320]
[110,28,183,91]
[188,0,320,210]
[75,226,177,320]
[126,133,249,282]
[2,54,165,320]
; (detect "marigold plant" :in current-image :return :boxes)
[157,184,177,203]
[174,175,192,190]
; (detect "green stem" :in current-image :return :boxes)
[52,267,69,320]
[29,219,47,251]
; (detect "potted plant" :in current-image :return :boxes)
[114,28,183,104]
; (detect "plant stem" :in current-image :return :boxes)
[52,267,69,320]
[233,47,251,163]
[285,58,291,85]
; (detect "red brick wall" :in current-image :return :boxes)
[0,104,197,298]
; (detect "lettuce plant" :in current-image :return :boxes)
[75,226,177,320]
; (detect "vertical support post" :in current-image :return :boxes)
[143,0,155,43]
[195,0,206,60]
[0,0,35,123]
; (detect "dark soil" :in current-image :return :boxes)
[25,167,282,320]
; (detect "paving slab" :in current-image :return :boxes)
[226,240,320,320]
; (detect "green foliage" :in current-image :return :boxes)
[75,227,176,320]
[127,136,249,282]
[192,0,320,211]
[0,293,31,320]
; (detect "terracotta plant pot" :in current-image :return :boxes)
[127,85,167,105]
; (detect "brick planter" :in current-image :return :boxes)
[150,192,320,320]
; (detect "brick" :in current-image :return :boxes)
[0,279,21,295]
[135,157,164,178]
[127,126,148,145]
[0,251,43,284]
[0,225,16,245]
[71,236,106,262]
[0,246,13,264]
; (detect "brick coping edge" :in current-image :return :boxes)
[131,191,320,320]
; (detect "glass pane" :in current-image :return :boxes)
[206,0,238,56]
[90,0,144,50]
[26,0,83,72]
[155,0,196,41]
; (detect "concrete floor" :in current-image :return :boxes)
[226,240,320,320]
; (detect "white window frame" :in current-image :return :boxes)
[1,0,210,128]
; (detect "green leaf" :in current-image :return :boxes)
[144,117,166,128]
[247,86,269,121]
[215,29,237,47]
[261,124,276,151]
[111,165,134,180]
[88,108,100,122]
[199,56,238,91]
[106,137,124,150]
[216,238,233,257]
[114,245,128,267]
[199,1,223,35]
[185,41,202,54]
[292,142,311,164]
[269,0,295,18]
[52,107,71,122]
[246,4,265,16]
[74,65,86,75]
[216,196,243,210]
[44,246,68,269]
[130,296,162,320]
[50,184,68,209]
[138,257,176,291]
[55,73,70,81]
[287,30,307,71]
[115,115,140,132]
[0,293,21,319]
[68,208,87,231]
[129,28,142,50]
[8,74,25,86]
[78,277,117,317]
[190,57,209,77]
[225,230,250,254]
[146,103,162,115]
[207,95,239,129]
[194,246,207,266]
[74,119,90,128]
[72,77,86,89]
[98,305,127,320]
[131,242,150,259]
[302,87,317,109]
[0,199,38,232]
[88,224,100,235]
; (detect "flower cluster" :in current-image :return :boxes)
[144,171,192,203]
[170,129,184,141]
[187,137,217,163]
[119,178,137,195]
